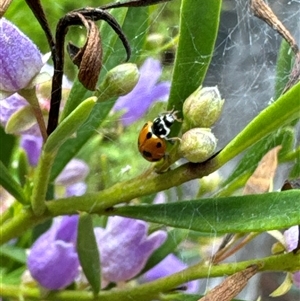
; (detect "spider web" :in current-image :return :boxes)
[185,1,300,299]
[204,0,300,190]
[6,0,298,299]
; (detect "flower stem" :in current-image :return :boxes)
[0,252,299,301]
[19,88,48,142]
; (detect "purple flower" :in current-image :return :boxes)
[0,94,27,125]
[113,58,170,126]
[142,254,199,293]
[284,226,300,288]
[27,216,80,290]
[66,182,87,197]
[0,18,43,94]
[94,216,167,287]
[55,159,89,186]
[20,135,43,166]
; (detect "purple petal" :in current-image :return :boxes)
[95,217,167,283]
[142,254,199,293]
[113,58,170,126]
[20,135,43,166]
[284,226,299,252]
[0,19,43,92]
[65,182,87,197]
[0,94,27,125]
[138,58,163,91]
[55,215,79,242]
[284,226,300,288]
[149,82,170,102]
[293,271,300,288]
[28,241,79,290]
[27,217,79,290]
[55,159,89,186]
[153,192,166,204]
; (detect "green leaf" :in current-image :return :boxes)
[274,40,294,99]
[0,126,16,167]
[217,82,300,167]
[0,161,27,204]
[0,266,26,285]
[45,97,96,153]
[223,127,294,187]
[168,0,222,130]
[162,293,203,301]
[115,7,149,63]
[112,191,300,233]
[77,213,101,295]
[0,245,26,264]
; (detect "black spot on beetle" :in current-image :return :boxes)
[146,132,152,139]
[143,150,152,158]
[156,142,162,148]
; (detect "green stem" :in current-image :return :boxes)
[19,88,48,142]
[0,208,48,244]
[31,150,55,216]
[0,252,298,301]
[0,157,218,244]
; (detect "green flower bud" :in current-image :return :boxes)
[198,171,222,196]
[178,128,217,163]
[182,86,224,130]
[96,63,139,102]
[146,33,164,50]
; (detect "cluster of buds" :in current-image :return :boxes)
[177,86,224,163]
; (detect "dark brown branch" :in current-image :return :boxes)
[101,0,172,10]
[47,9,131,135]
[25,0,55,54]
[198,265,259,301]
[250,0,299,54]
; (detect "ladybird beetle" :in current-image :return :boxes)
[138,109,180,162]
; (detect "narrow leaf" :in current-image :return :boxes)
[44,97,96,153]
[0,245,26,264]
[274,40,294,99]
[169,0,222,132]
[77,213,101,295]
[217,82,300,167]
[223,127,294,188]
[112,191,300,233]
[0,126,16,167]
[0,161,27,204]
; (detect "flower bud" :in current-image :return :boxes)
[146,33,164,50]
[182,86,224,130]
[198,171,222,196]
[0,18,43,96]
[96,63,139,102]
[178,128,217,163]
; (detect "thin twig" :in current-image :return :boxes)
[250,0,298,54]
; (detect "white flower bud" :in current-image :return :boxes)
[96,63,139,101]
[182,86,224,131]
[178,128,217,163]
